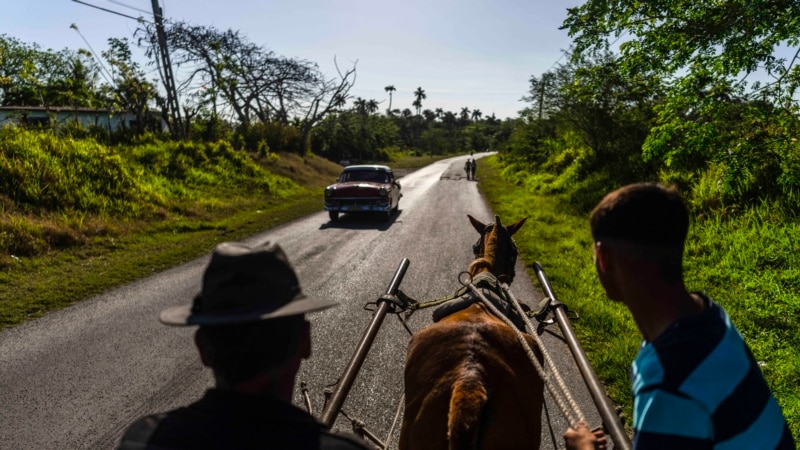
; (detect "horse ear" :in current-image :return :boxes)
[468,215,486,233]
[506,217,528,236]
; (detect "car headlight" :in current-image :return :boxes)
[378,187,388,197]
[325,187,334,197]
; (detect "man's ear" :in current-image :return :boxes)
[300,320,311,359]
[595,241,612,273]
[195,329,211,367]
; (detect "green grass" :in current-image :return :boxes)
[0,129,347,330]
[0,131,446,331]
[0,188,328,330]
[478,155,800,442]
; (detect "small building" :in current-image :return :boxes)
[0,106,164,132]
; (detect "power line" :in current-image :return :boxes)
[70,23,113,84]
[71,0,151,23]
[104,0,153,17]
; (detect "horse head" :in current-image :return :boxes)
[467,214,527,284]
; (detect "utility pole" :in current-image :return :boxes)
[151,0,183,137]
[538,75,546,121]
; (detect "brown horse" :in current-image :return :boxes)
[399,215,545,450]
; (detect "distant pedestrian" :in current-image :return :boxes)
[464,158,472,180]
[469,158,477,180]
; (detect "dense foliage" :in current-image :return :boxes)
[557,0,800,207]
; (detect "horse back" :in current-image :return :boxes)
[400,304,545,450]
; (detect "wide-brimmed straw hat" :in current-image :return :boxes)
[160,241,337,326]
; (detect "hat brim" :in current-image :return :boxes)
[159,293,337,326]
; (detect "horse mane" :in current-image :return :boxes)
[467,257,493,276]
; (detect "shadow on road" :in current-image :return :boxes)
[319,210,403,231]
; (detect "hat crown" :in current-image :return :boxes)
[159,241,337,326]
[196,242,300,316]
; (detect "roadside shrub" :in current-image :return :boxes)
[0,128,141,215]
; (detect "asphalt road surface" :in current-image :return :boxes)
[0,154,615,449]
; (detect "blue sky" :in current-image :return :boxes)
[2,0,582,119]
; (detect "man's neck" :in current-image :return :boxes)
[624,280,704,342]
[216,363,298,402]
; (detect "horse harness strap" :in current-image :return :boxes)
[430,272,528,331]
[402,272,548,325]
[403,270,589,430]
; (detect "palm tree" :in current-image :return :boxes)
[366,99,380,114]
[434,108,444,121]
[460,107,470,122]
[471,109,482,122]
[353,97,367,114]
[413,87,426,116]
[384,85,396,113]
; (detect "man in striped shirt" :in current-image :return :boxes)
[565,183,794,449]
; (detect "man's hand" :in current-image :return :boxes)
[564,422,607,450]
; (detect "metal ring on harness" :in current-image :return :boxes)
[364,294,406,313]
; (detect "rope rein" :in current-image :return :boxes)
[498,280,587,426]
[459,273,587,428]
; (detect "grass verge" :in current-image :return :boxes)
[0,188,325,331]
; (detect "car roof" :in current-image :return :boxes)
[342,164,392,172]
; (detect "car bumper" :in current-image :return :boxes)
[325,200,392,213]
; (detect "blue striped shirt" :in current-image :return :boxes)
[631,294,795,449]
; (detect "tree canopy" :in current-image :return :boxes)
[562,0,800,202]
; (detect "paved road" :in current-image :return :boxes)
[0,154,611,449]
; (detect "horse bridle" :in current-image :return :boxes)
[472,224,519,283]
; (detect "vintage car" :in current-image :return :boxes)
[324,165,402,221]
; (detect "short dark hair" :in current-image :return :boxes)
[198,315,306,386]
[590,183,688,282]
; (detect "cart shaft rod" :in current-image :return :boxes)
[320,258,410,428]
[533,262,631,450]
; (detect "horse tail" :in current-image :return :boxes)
[447,367,487,450]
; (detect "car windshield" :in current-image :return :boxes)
[341,170,389,183]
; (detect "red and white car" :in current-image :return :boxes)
[324,165,402,221]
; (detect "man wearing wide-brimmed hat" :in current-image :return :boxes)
[118,241,370,449]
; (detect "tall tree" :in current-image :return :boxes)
[412,86,426,115]
[353,97,367,114]
[384,85,395,113]
[366,99,379,114]
[460,107,470,123]
[0,34,103,108]
[520,72,561,120]
[137,21,355,149]
[471,109,482,122]
[102,37,158,133]
[563,0,800,199]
